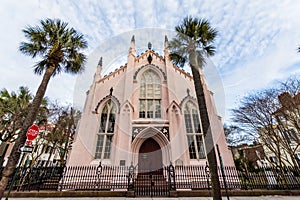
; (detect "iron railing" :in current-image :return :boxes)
[3,166,64,191]
[59,163,129,190]
[1,164,300,196]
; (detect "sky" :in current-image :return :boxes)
[1,0,300,123]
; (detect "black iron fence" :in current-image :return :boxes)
[59,164,129,190]
[2,166,64,191]
[175,165,300,190]
[1,164,300,196]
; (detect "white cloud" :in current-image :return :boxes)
[1,0,300,123]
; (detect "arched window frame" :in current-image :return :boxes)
[95,100,116,159]
[139,69,162,119]
[184,101,206,160]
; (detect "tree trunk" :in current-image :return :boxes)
[0,142,9,167]
[61,133,70,166]
[45,143,56,168]
[0,66,55,198]
[191,65,222,199]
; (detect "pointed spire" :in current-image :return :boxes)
[94,56,102,81]
[164,35,170,58]
[129,35,136,56]
[164,35,169,49]
[130,35,135,49]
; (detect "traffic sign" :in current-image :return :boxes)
[26,124,39,145]
[20,145,34,153]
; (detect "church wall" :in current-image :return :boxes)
[68,38,235,169]
[201,73,235,167]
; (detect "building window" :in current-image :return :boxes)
[269,156,278,163]
[295,153,300,167]
[184,101,205,159]
[283,130,291,144]
[95,101,116,159]
[290,129,299,142]
[139,69,161,118]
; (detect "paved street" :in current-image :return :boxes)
[5,196,300,200]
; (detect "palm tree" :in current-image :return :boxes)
[0,87,32,142]
[168,16,221,199]
[0,18,87,197]
[0,87,33,166]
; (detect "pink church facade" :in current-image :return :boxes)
[67,36,234,170]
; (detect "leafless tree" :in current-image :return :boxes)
[231,75,300,169]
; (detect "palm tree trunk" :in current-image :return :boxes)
[191,65,222,199]
[0,66,55,198]
[0,142,9,167]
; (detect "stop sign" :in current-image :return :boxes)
[26,124,39,141]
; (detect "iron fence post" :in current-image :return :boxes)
[168,162,176,191]
[128,162,134,191]
[58,165,66,191]
[96,161,103,189]
[205,162,211,190]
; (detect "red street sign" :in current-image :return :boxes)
[26,124,39,145]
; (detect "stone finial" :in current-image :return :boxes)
[148,42,152,50]
[98,57,102,66]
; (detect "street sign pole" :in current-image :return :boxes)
[5,124,39,200]
[5,151,24,200]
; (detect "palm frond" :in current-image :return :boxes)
[20,18,87,77]
[33,60,47,75]
[203,45,216,56]
[169,53,187,68]
[169,16,217,69]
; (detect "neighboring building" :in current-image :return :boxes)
[1,122,70,167]
[0,141,13,166]
[259,92,300,168]
[260,126,300,168]
[230,142,266,171]
[67,36,234,171]
[25,122,69,167]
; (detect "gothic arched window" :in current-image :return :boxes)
[95,101,116,159]
[184,101,206,159]
[139,69,161,118]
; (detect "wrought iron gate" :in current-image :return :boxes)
[129,164,176,197]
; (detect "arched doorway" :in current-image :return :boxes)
[138,138,163,175]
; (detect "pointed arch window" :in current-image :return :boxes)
[184,101,206,159]
[95,101,116,159]
[139,69,161,118]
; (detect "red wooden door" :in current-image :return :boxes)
[138,138,163,175]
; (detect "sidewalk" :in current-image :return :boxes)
[5,196,300,200]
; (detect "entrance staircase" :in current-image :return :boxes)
[134,174,169,197]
